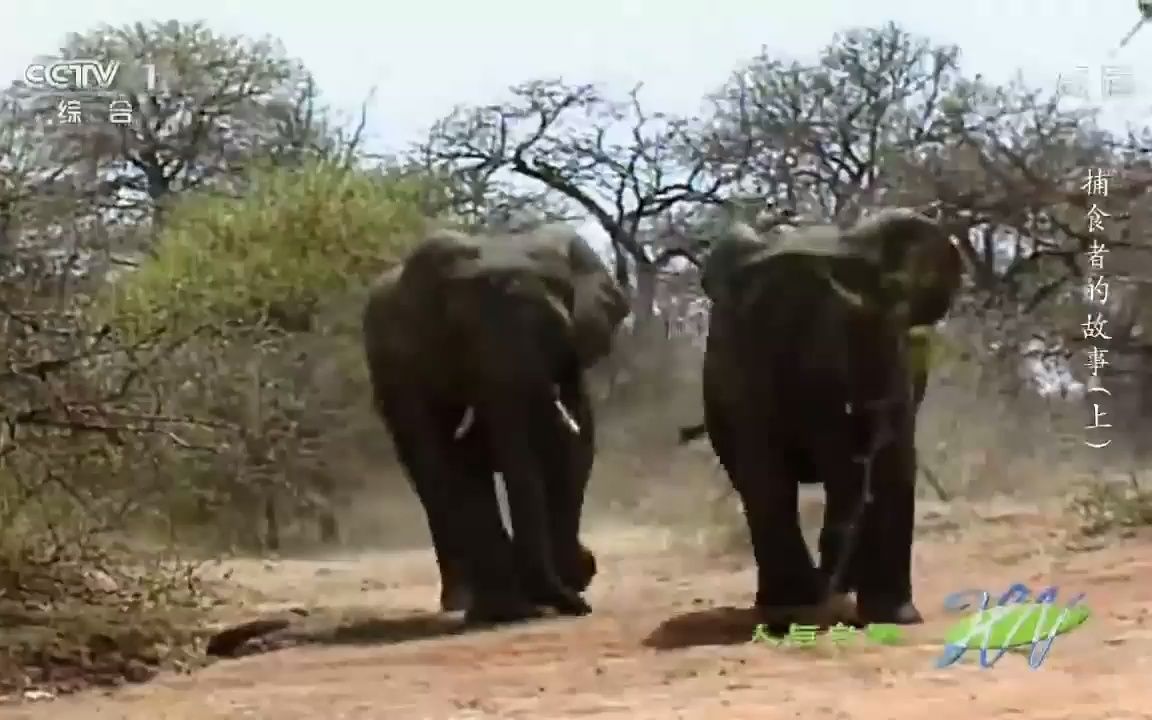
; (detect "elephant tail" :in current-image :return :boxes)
[678,422,708,444]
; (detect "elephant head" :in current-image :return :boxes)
[387,223,628,433]
[704,209,960,329]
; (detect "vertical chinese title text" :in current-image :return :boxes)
[1081,168,1115,449]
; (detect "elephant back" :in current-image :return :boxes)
[702,221,880,308]
[410,227,568,281]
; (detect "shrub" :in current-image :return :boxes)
[106,160,430,335]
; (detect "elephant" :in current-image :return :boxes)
[361,223,629,624]
[694,208,961,629]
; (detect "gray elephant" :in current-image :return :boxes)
[361,223,628,624]
[695,208,961,628]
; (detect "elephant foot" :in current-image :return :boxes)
[560,544,598,593]
[555,592,592,617]
[464,595,545,626]
[440,584,472,613]
[855,596,924,625]
[531,586,592,617]
[571,541,599,594]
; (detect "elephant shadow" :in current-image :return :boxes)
[310,612,469,647]
[641,606,764,650]
[205,610,470,658]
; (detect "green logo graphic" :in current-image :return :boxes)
[938,584,1091,669]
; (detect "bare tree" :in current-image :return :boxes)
[701,22,961,224]
[888,74,1152,309]
[420,79,738,328]
[408,142,579,231]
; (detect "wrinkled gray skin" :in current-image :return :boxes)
[362,224,628,624]
[697,209,961,629]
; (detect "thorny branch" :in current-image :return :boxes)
[1,296,235,481]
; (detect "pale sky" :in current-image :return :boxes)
[3,1,1150,154]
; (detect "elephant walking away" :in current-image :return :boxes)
[696,208,962,629]
[361,224,628,624]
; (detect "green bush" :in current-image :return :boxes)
[107,161,431,334]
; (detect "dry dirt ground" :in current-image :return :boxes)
[8,501,1152,720]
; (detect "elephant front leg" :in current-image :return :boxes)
[813,451,869,627]
[852,430,923,625]
[437,424,502,614]
[380,392,539,624]
[453,413,565,625]
[544,374,598,595]
[727,446,831,629]
[487,396,591,618]
[437,557,471,612]
[816,451,863,599]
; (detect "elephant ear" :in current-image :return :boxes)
[363,231,479,369]
[843,208,962,327]
[700,222,773,305]
[535,224,629,365]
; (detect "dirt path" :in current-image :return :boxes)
[9,508,1152,720]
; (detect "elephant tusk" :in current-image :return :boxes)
[824,270,866,309]
[554,397,580,434]
[457,400,577,439]
[544,291,572,326]
[454,407,475,439]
